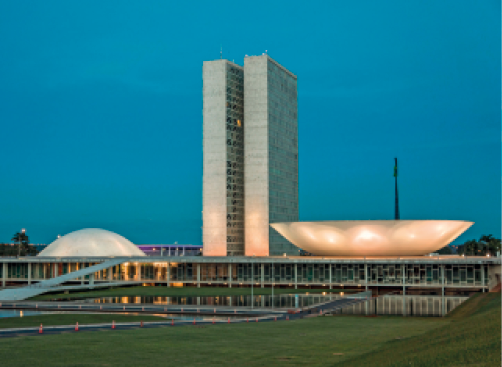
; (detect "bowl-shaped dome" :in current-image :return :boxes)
[270,220,473,256]
[38,228,145,257]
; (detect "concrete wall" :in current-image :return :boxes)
[203,60,228,256]
[244,56,270,256]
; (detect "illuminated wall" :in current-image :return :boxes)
[203,60,245,256]
[244,55,299,256]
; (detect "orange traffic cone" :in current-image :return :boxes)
[75,322,79,331]
[112,320,115,329]
[171,319,174,326]
[39,324,43,334]
[140,321,143,328]
[193,318,196,325]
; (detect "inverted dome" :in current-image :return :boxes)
[270,220,473,256]
[38,228,145,257]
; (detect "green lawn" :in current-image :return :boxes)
[0,293,498,366]
[31,285,352,301]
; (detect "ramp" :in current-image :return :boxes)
[0,259,125,301]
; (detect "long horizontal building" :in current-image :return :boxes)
[1,255,500,295]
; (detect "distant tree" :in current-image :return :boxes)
[9,231,38,256]
[479,235,501,256]
[456,236,501,256]
[437,246,452,255]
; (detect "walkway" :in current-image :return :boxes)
[0,297,368,338]
[0,259,124,301]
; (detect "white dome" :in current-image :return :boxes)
[38,228,145,257]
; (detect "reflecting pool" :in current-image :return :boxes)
[332,295,469,317]
[74,294,342,309]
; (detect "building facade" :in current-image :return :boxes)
[244,55,299,256]
[203,60,245,256]
[203,55,299,257]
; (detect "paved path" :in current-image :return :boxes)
[0,298,368,338]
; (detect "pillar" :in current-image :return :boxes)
[365,264,368,291]
[481,264,485,292]
[2,262,6,287]
[89,273,95,286]
[402,264,406,317]
[27,263,32,285]
[166,263,171,287]
[261,263,264,288]
[441,265,445,317]
[294,263,298,290]
[183,247,185,256]
[328,264,332,290]
[228,263,232,288]
[197,263,200,288]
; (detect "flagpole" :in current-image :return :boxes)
[394,158,400,220]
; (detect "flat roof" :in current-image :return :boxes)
[4,255,500,265]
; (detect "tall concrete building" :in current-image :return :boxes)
[203,60,245,256]
[244,55,299,256]
[203,55,298,256]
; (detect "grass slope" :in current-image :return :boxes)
[0,293,498,366]
[336,293,501,367]
[31,285,350,301]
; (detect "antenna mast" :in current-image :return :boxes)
[220,45,222,59]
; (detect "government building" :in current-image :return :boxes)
[0,55,500,305]
[203,54,299,257]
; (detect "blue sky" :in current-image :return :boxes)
[0,1,500,245]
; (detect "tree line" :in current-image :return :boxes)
[439,234,501,256]
[0,231,38,256]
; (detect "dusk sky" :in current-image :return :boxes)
[0,1,500,246]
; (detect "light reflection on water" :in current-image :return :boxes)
[79,294,341,309]
[333,295,469,317]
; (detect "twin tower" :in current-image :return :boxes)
[203,55,299,257]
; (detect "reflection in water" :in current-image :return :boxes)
[333,295,468,317]
[78,294,342,309]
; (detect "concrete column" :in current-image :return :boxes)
[481,264,485,292]
[441,265,445,317]
[329,264,332,290]
[2,262,6,287]
[402,264,406,317]
[294,264,298,290]
[27,263,32,285]
[365,264,368,291]
[137,264,141,282]
[166,263,171,287]
[261,263,264,288]
[89,273,95,286]
[108,267,113,281]
[183,247,185,256]
[197,263,200,288]
[228,263,232,288]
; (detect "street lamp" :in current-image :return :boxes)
[17,228,26,257]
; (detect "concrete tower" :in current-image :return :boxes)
[203,60,245,256]
[203,54,298,257]
[244,55,299,256]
